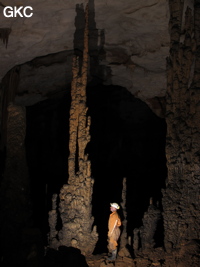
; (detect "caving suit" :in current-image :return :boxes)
[108,211,121,252]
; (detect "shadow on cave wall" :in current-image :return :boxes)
[25,84,167,253]
[73,0,108,84]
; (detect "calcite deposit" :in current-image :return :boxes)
[48,4,98,255]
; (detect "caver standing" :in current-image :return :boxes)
[107,202,121,261]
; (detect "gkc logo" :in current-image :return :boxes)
[3,6,33,17]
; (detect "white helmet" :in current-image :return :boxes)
[110,202,120,209]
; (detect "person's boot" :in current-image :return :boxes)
[107,249,117,261]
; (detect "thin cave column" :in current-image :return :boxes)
[119,178,131,257]
[162,0,200,252]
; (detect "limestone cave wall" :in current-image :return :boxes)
[162,0,200,254]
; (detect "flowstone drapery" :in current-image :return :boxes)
[48,3,98,255]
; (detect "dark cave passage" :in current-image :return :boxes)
[25,92,71,237]
[25,84,167,253]
[87,85,167,252]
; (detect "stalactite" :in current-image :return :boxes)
[0,28,11,48]
[48,3,98,255]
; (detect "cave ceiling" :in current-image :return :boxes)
[0,0,170,115]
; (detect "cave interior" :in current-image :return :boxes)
[0,1,200,267]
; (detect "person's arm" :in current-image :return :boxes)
[108,214,118,237]
[117,214,121,227]
[110,219,118,237]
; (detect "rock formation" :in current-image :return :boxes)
[162,0,200,254]
[132,198,161,258]
[139,198,161,252]
[0,1,200,266]
[48,3,98,255]
[0,0,169,116]
[118,178,131,257]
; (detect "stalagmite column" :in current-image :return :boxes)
[162,0,200,252]
[133,228,140,254]
[49,3,98,255]
[132,198,161,255]
[118,178,130,257]
[48,194,58,249]
[139,198,161,252]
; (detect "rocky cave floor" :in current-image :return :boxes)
[2,229,200,267]
[85,250,164,267]
[42,239,200,267]
[43,246,166,267]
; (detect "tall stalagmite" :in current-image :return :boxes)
[49,3,98,255]
[162,0,200,253]
[118,178,130,257]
